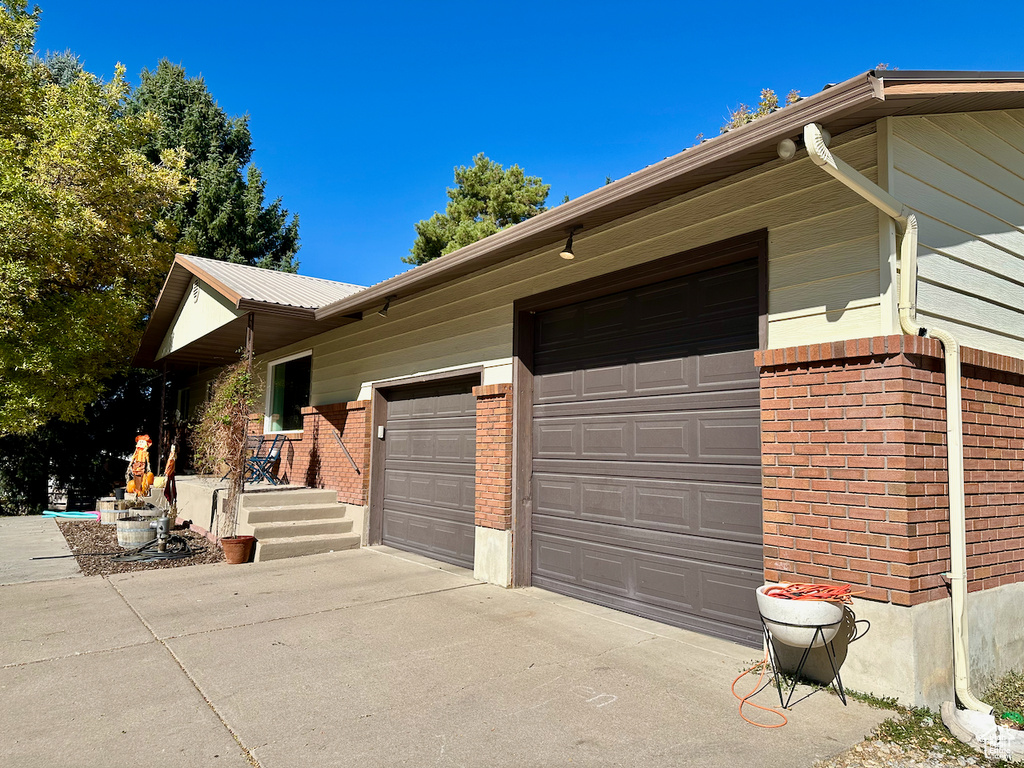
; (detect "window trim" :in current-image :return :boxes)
[263,349,313,435]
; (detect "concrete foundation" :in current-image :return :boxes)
[773,581,1024,710]
[341,502,369,545]
[474,525,512,587]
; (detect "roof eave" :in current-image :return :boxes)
[316,71,884,320]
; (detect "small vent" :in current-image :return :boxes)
[191,280,200,303]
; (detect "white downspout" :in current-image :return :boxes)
[802,123,991,715]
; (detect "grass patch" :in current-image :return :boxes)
[843,668,1024,766]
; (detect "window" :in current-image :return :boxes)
[175,388,190,423]
[266,352,311,433]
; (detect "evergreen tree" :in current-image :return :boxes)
[406,153,549,266]
[128,60,300,271]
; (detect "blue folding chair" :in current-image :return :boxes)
[246,434,284,485]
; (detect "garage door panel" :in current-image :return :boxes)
[534,458,761,483]
[697,412,762,460]
[531,255,763,646]
[580,548,631,596]
[534,317,757,375]
[383,384,476,568]
[696,349,760,388]
[532,514,761,569]
[535,388,757,415]
[532,533,762,645]
[386,427,475,462]
[383,509,476,567]
[385,471,474,509]
[535,410,760,463]
[535,474,762,544]
[536,358,756,406]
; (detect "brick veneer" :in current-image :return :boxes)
[272,401,371,505]
[756,335,1024,607]
[473,384,513,531]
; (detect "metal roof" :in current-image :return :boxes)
[134,255,365,370]
[177,254,364,310]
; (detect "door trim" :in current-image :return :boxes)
[510,230,768,586]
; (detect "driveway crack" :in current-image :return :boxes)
[107,577,263,767]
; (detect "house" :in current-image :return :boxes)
[136,69,1024,709]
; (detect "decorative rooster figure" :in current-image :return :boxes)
[126,434,154,501]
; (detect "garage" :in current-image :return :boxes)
[380,379,477,568]
[529,253,764,646]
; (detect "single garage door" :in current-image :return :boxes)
[531,258,763,646]
[382,380,477,568]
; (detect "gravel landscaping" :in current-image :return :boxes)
[57,517,224,576]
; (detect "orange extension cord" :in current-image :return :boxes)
[732,651,788,728]
[760,583,856,604]
[732,582,857,728]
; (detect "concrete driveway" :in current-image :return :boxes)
[1,546,884,767]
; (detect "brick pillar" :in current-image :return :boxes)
[756,335,1024,607]
[473,384,513,530]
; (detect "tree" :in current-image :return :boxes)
[0,370,162,514]
[721,88,801,133]
[405,153,549,265]
[0,5,188,436]
[128,60,300,271]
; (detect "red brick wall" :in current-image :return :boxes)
[757,335,1024,607]
[473,384,513,531]
[274,401,371,505]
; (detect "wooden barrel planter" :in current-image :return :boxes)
[100,508,131,526]
[116,516,155,548]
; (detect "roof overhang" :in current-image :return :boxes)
[316,69,1024,321]
[134,255,360,371]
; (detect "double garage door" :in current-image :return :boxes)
[530,258,764,646]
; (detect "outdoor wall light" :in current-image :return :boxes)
[559,232,577,260]
[377,296,394,318]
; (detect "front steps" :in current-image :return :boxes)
[236,488,361,562]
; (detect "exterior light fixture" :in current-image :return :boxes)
[559,232,576,260]
[377,296,393,318]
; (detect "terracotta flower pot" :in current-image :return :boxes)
[221,535,255,564]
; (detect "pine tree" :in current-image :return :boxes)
[129,60,300,271]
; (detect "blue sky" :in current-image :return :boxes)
[32,0,1024,287]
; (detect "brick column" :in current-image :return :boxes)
[473,384,513,530]
[756,335,1024,607]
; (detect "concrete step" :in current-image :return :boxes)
[255,532,361,562]
[243,503,349,524]
[246,517,354,539]
[240,488,338,509]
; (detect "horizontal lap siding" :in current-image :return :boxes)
[252,126,881,404]
[892,110,1024,360]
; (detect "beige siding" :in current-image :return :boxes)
[255,125,883,405]
[892,110,1024,359]
[157,280,243,360]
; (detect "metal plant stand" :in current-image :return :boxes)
[761,616,847,708]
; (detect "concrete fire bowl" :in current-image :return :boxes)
[756,584,845,648]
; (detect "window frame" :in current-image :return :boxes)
[263,349,313,435]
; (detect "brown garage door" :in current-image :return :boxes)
[531,258,763,646]
[382,381,477,568]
